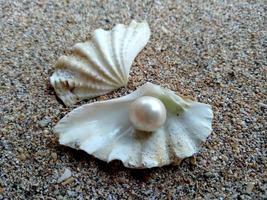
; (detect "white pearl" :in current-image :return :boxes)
[129,96,167,132]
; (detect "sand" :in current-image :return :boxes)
[0,0,266,199]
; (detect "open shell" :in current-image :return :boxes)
[50,20,151,106]
[55,83,213,168]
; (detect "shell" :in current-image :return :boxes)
[50,20,151,106]
[54,82,213,168]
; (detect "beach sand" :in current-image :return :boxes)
[1,0,266,199]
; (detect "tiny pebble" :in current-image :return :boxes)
[17,147,24,153]
[57,168,72,183]
[204,172,216,178]
[0,86,9,90]
[67,190,77,197]
[246,182,255,193]
[38,117,52,127]
[57,195,64,200]
[258,102,267,109]
[18,154,27,161]
[161,26,170,34]
[62,177,75,185]
[189,156,197,166]
[51,152,57,161]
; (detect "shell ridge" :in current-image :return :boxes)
[123,22,150,76]
[166,114,198,158]
[139,128,171,168]
[55,55,117,87]
[161,126,173,166]
[105,29,126,84]
[79,126,123,157]
[92,30,125,85]
[164,120,178,163]
[51,75,114,103]
[123,23,139,76]
[104,125,135,163]
[111,24,128,84]
[107,127,143,167]
[52,71,115,91]
[179,103,213,142]
[135,130,147,168]
[119,22,137,78]
[120,21,140,78]
[72,43,120,86]
[177,117,203,149]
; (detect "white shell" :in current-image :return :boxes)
[54,83,213,168]
[50,20,151,106]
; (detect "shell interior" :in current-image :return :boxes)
[54,82,213,168]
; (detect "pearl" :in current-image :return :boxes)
[129,96,167,132]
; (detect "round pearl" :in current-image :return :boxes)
[129,96,167,132]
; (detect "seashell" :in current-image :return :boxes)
[54,82,213,168]
[50,20,151,106]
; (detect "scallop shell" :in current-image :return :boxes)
[50,20,151,106]
[54,82,213,168]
